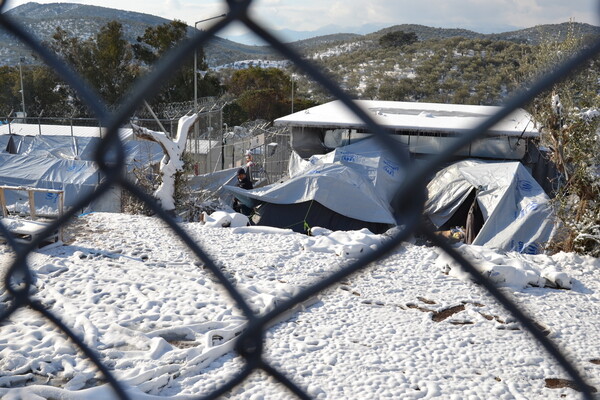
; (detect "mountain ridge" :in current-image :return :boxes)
[2,2,599,67]
[1,2,278,67]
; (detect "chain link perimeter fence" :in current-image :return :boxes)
[1,0,600,398]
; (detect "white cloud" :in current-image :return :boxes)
[4,0,599,32]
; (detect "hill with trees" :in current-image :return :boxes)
[289,22,600,104]
[0,2,278,67]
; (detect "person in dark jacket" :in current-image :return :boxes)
[236,168,253,190]
[233,168,254,216]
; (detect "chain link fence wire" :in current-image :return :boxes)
[1,0,600,398]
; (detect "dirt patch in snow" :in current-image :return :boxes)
[545,378,597,393]
[431,305,466,322]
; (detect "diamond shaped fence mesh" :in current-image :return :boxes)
[1,0,599,398]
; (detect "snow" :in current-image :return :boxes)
[311,42,365,60]
[0,123,105,138]
[1,212,600,399]
[435,244,572,289]
[304,227,389,258]
[0,123,138,140]
[551,94,564,117]
[202,211,249,228]
[579,108,600,121]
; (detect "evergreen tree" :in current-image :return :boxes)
[45,22,137,113]
[227,67,293,121]
[0,66,19,116]
[133,20,221,105]
[93,21,138,106]
[379,31,418,48]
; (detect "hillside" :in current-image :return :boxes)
[358,22,600,45]
[284,22,600,64]
[289,21,600,104]
[2,3,599,68]
[289,33,363,51]
[0,2,277,67]
[368,24,485,41]
[489,22,600,44]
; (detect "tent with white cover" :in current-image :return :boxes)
[424,159,556,254]
[0,153,106,213]
[225,137,406,233]
[0,124,164,214]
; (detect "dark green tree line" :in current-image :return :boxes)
[223,67,315,125]
[1,20,222,118]
[133,20,221,106]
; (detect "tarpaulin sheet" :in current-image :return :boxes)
[227,137,407,225]
[424,159,556,254]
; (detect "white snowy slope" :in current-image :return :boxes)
[0,212,600,399]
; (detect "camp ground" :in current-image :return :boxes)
[1,100,559,253]
[225,100,557,253]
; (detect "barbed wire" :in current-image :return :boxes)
[0,0,599,398]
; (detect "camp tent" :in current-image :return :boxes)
[0,153,105,212]
[0,124,164,213]
[424,159,556,254]
[225,137,406,233]
[0,127,163,166]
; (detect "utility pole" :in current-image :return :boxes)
[18,58,26,120]
[291,74,295,114]
[194,14,226,138]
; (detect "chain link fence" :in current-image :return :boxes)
[1,0,600,398]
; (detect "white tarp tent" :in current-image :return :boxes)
[0,124,164,214]
[424,159,556,254]
[225,137,406,233]
[0,153,105,212]
[289,137,405,206]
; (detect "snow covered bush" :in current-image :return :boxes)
[522,24,600,255]
[121,163,159,216]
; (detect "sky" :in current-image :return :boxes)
[4,0,600,36]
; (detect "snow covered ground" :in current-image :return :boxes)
[1,212,600,399]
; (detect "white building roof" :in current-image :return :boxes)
[0,123,106,137]
[0,123,142,141]
[275,100,540,138]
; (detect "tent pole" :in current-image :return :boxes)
[28,190,36,220]
[0,189,8,218]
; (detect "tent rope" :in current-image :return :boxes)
[282,200,315,232]
[302,200,315,233]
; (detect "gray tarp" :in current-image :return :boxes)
[424,159,556,254]
[0,134,163,165]
[0,132,164,213]
[0,153,101,212]
[226,137,406,225]
[190,167,238,206]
